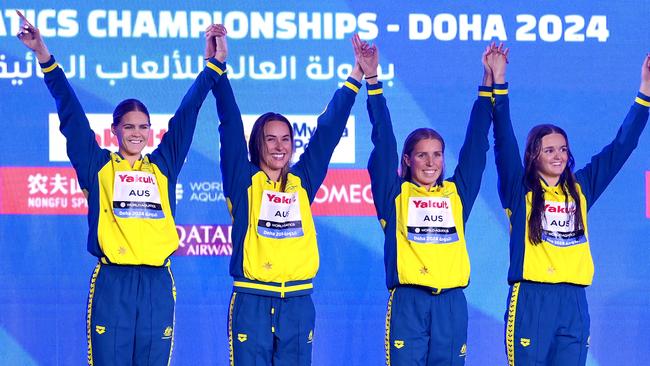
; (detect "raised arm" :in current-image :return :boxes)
[449,45,495,222]
[293,35,363,201]
[360,39,400,221]
[17,10,106,189]
[490,44,525,210]
[210,28,251,199]
[151,24,225,178]
[575,54,650,208]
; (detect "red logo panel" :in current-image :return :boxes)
[0,167,87,215]
[312,169,376,216]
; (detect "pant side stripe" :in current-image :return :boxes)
[506,283,521,366]
[228,292,237,366]
[385,288,396,366]
[86,263,101,366]
[166,265,177,366]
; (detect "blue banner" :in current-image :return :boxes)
[1,1,649,365]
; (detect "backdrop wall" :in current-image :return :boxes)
[1,1,649,365]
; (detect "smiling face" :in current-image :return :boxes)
[111,111,151,161]
[535,132,568,186]
[258,120,293,181]
[403,138,444,190]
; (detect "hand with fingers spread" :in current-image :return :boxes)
[15,10,50,63]
[640,54,650,96]
[487,42,509,84]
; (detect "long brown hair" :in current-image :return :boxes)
[249,112,294,191]
[524,124,583,244]
[400,128,445,187]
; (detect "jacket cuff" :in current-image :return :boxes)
[39,55,58,73]
[343,77,362,93]
[635,91,650,107]
[206,58,227,76]
[493,83,509,96]
[366,81,383,96]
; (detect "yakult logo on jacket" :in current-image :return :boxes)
[412,199,449,209]
[49,114,172,162]
[266,193,296,204]
[545,203,576,214]
[118,174,156,185]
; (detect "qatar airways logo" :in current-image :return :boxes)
[48,113,172,162]
[118,174,156,185]
[267,193,296,205]
[175,224,232,256]
[242,114,356,164]
[412,199,449,209]
[545,203,576,214]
